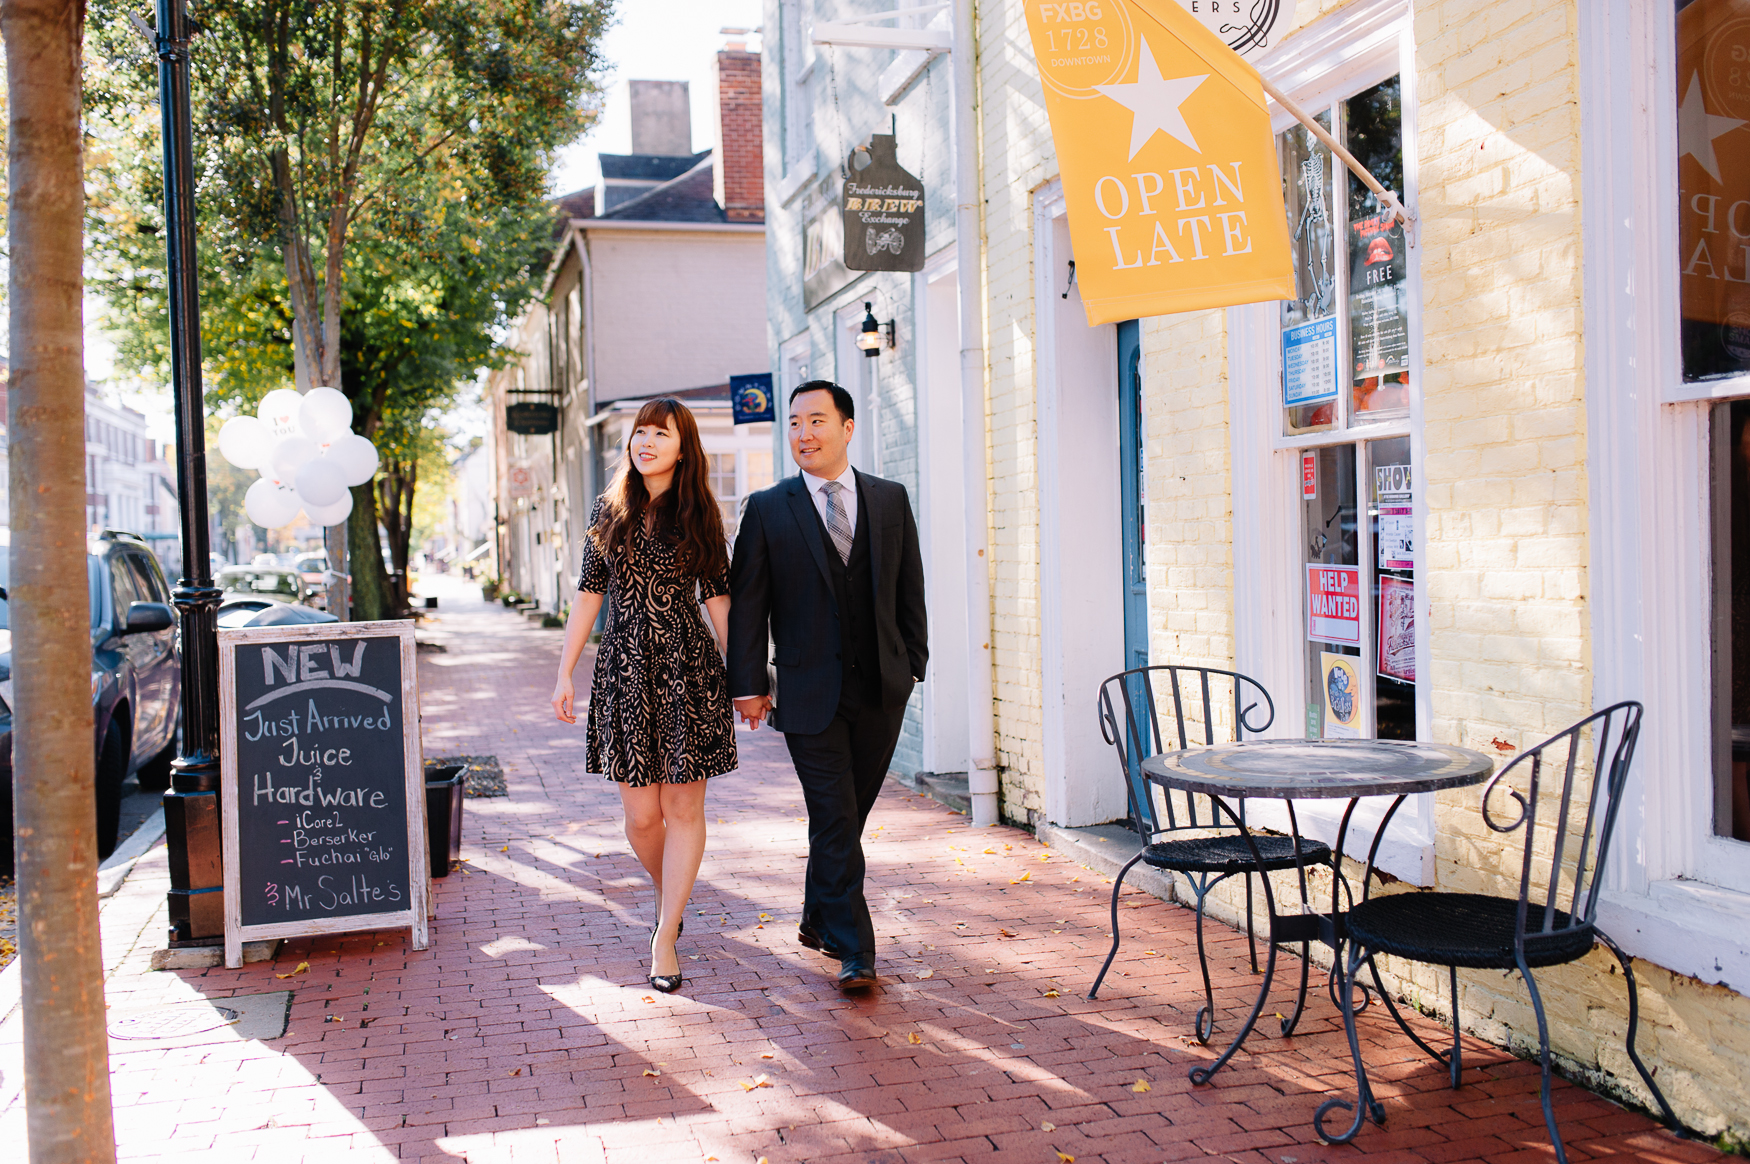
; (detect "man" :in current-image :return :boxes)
[729,381,928,991]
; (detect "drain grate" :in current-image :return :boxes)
[109,1004,240,1040]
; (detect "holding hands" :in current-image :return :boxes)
[733,695,772,731]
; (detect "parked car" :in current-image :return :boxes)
[0,531,182,872]
[218,564,317,608]
[293,550,330,610]
[215,597,339,628]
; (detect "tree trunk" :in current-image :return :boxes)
[3,1,119,1160]
[347,480,392,621]
[377,457,416,614]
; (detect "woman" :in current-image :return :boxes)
[552,397,735,993]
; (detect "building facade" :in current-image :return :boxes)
[488,47,774,615]
[762,0,982,781]
[947,0,1750,1137]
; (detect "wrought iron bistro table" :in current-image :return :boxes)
[1139,738,1494,1086]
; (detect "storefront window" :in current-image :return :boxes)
[1279,77,1407,435]
[1712,401,1750,841]
[1300,439,1416,741]
[1678,0,1750,384]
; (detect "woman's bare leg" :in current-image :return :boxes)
[651,780,708,977]
[618,783,666,925]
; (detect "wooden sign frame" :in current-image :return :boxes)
[219,620,429,968]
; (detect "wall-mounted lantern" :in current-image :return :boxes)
[856,302,895,357]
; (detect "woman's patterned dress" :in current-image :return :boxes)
[578,500,737,785]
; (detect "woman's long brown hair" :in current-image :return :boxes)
[590,397,728,577]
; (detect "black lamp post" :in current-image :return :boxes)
[151,0,226,945]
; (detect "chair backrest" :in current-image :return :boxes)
[1481,700,1643,946]
[1095,664,1275,839]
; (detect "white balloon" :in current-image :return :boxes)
[244,477,303,529]
[270,435,321,482]
[299,386,353,442]
[302,490,354,528]
[256,388,304,440]
[326,433,380,486]
[295,457,349,508]
[217,415,274,469]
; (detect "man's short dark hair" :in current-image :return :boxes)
[790,380,855,423]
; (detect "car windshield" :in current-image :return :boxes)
[220,569,300,599]
[0,556,106,630]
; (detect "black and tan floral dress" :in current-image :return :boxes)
[578,500,736,785]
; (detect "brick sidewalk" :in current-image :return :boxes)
[0,594,1717,1164]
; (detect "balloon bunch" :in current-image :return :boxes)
[217,388,380,529]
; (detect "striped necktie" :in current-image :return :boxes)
[821,480,853,565]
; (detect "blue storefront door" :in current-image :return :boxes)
[1117,319,1149,672]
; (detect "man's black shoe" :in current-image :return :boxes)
[837,956,878,991]
[798,924,845,958]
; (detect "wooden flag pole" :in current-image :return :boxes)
[1259,75,1412,230]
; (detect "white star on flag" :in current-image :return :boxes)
[1680,71,1743,183]
[1093,37,1208,160]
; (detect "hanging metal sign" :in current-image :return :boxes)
[842,134,925,273]
[1174,0,1297,57]
[506,402,558,435]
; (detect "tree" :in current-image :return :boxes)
[89,0,609,393]
[84,0,608,616]
[4,0,120,1158]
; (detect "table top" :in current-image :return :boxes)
[1141,738,1495,799]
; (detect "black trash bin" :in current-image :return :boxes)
[425,764,465,878]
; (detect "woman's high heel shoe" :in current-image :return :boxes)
[649,929,683,994]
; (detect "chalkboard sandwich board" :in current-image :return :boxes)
[219,620,430,969]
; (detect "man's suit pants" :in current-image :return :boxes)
[783,678,907,959]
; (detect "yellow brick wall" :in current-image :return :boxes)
[974,0,1750,1138]
[1139,312,1233,671]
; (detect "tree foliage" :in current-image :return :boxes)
[83,0,610,616]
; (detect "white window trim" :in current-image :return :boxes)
[1228,1,1435,884]
[1582,0,1750,989]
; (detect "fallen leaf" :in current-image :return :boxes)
[1142,950,1157,957]
[641,996,656,1004]
[908,1031,923,1045]
[754,1073,771,1086]
[916,969,934,979]
[999,928,1016,938]
[1038,854,1049,861]
[1132,1078,1151,1092]
[758,913,771,921]
[1044,989,1061,998]
[1056,1153,1076,1163]
[500,845,508,852]
[756,1158,769,1164]
[760,1052,774,1059]
[1069,876,1081,883]
[1041,1121,1056,1131]
[1011,871,1031,883]
[982,847,996,854]
[325,1014,344,1023]
[509,1068,522,1077]
[643,1069,661,1077]
[705,1156,719,1161]
[274,961,311,979]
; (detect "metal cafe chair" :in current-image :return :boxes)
[1316,701,1679,1161]
[1088,664,1331,1046]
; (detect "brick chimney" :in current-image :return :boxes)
[713,47,764,224]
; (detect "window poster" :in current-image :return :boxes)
[1374,462,1414,569]
[1377,576,1415,683]
[1348,209,1410,381]
[1307,563,1362,646]
[1283,317,1339,406]
[1321,652,1363,739]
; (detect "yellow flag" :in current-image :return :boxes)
[1024,0,1294,324]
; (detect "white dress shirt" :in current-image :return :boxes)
[800,465,858,533]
